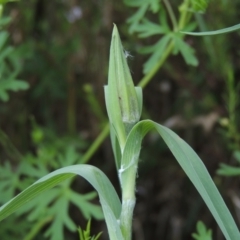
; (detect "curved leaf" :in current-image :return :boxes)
[0,164,123,240]
[181,23,240,36]
[121,120,240,240]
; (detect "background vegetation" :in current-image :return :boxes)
[0,0,240,239]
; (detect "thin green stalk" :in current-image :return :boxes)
[83,84,107,125]
[178,0,191,30]
[120,198,135,240]
[80,124,110,164]
[138,41,174,88]
[163,0,178,31]
[23,216,53,240]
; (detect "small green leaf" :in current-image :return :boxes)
[172,34,198,66]
[0,79,29,101]
[133,18,165,38]
[44,197,75,240]
[70,191,103,220]
[127,4,148,34]
[192,221,212,240]
[217,164,240,176]
[78,219,102,240]
[125,0,162,34]
[140,35,171,74]
[0,30,29,101]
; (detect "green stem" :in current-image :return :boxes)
[23,216,53,240]
[83,84,107,125]
[178,0,191,30]
[120,198,136,240]
[80,124,110,164]
[163,0,178,31]
[119,156,138,240]
[138,41,174,88]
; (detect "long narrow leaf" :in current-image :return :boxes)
[121,120,240,240]
[181,23,240,36]
[0,164,123,240]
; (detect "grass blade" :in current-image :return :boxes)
[0,164,123,240]
[181,23,240,36]
[121,120,240,240]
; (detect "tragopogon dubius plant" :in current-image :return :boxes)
[0,25,240,240]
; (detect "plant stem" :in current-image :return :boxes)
[83,84,107,125]
[80,123,110,164]
[23,216,53,240]
[163,0,178,31]
[138,41,174,88]
[120,198,136,240]
[119,155,139,240]
[178,0,191,30]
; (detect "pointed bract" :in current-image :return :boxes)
[105,24,142,151]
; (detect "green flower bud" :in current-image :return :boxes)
[104,24,142,150]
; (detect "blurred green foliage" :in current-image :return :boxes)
[0,123,103,240]
[0,16,28,101]
[124,0,199,73]
[192,221,212,240]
